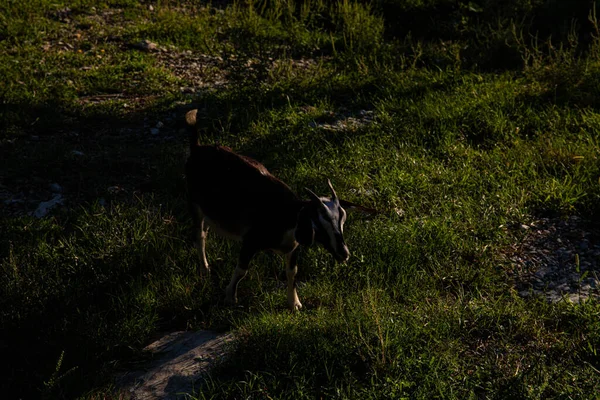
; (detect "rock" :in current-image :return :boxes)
[533,279,545,289]
[133,40,158,52]
[547,292,563,303]
[568,293,586,303]
[49,183,63,193]
[581,284,592,292]
[556,283,570,292]
[150,128,160,135]
[33,194,63,218]
[534,269,547,279]
[117,331,233,400]
[156,121,164,129]
[71,150,85,156]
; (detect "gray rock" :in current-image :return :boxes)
[534,270,547,279]
[117,331,233,400]
[556,283,570,292]
[133,40,158,52]
[33,194,64,218]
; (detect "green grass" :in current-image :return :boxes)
[2,0,600,398]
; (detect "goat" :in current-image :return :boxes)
[185,109,373,310]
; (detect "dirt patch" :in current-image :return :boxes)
[503,216,600,303]
[118,330,234,400]
[155,50,227,93]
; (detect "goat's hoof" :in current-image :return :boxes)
[289,301,303,311]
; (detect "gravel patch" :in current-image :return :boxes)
[155,49,227,93]
[504,216,600,303]
[307,109,377,132]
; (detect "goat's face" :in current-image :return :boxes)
[304,180,350,263]
[313,197,350,262]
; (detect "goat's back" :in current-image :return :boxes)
[186,145,301,239]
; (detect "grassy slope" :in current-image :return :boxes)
[1,0,600,398]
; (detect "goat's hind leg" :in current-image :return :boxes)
[190,204,210,276]
[286,249,302,311]
[225,243,256,305]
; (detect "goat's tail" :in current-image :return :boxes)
[185,109,201,149]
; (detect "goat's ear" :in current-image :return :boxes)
[295,213,315,246]
[339,199,380,215]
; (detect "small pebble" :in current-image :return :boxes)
[556,283,570,292]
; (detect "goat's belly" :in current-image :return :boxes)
[203,215,249,241]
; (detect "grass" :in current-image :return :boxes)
[1,0,600,398]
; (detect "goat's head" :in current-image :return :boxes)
[296,180,350,262]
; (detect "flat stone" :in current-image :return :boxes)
[118,331,233,400]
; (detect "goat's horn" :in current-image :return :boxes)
[327,179,338,200]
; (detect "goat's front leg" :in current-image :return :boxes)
[286,248,302,311]
[225,243,256,305]
[190,204,210,276]
[195,218,210,275]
